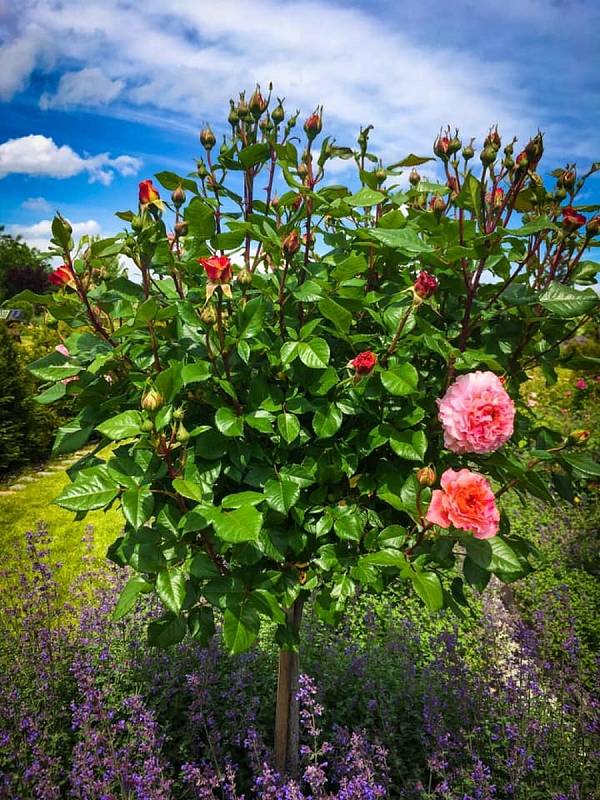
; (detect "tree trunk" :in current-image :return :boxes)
[274,596,304,776]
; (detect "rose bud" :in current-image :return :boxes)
[462,138,475,160]
[433,132,450,160]
[140,419,154,433]
[480,145,497,167]
[200,305,217,326]
[304,106,323,141]
[271,98,285,125]
[139,179,160,206]
[349,351,377,376]
[141,389,165,412]
[200,125,216,150]
[409,168,421,186]
[228,99,239,129]
[198,255,233,284]
[416,466,436,487]
[249,84,268,119]
[297,162,309,180]
[414,270,438,299]
[586,214,600,237]
[282,229,301,258]
[174,220,188,238]
[525,132,544,167]
[237,92,250,119]
[430,195,446,215]
[485,187,504,208]
[292,194,303,211]
[48,264,74,287]
[176,422,190,443]
[569,429,590,444]
[237,267,252,287]
[562,206,586,232]
[484,126,501,151]
[171,186,186,207]
[173,407,185,421]
[196,159,209,179]
[515,151,528,170]
[503,155,515,170]
[447,132,462,155]
[562,168,576,190]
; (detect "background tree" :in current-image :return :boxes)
[0,227,51,301]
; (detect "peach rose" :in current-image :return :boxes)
[437,371,515,454]
[426,468,499,539]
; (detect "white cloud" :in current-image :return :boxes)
[0,134,142,185]
[22,196,52,212]
[40,67,124,109]
[6,218,102,252]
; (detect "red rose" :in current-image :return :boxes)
[433,134,450,159]
[414,270,438,299]
[48,264,73,287]
[198,255,232,283]
[351,351,377,376]
[562,206,586,232]
[303,107,323,140]
[139,179,160,206]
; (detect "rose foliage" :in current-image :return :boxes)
[19,88,600,654]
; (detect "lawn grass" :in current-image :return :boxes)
[0,464,122,594]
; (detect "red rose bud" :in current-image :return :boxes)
[249,84,268,118]
[586,214,600,237]
[304,106,323,141]
[562,206,586,232]
[198,255,232,283]
[484,126,501,151]
[282,229,301,258]
[515,151,528,170]
[414,270,438,299]
[174,220,188,237]
[48,264,73,287]
[200,125,216,150]
[561,167,576,190]
[139,179,160,206]
[433,132,450,160]
[350,351,377,376]
[416,466,436,487]
[447,176,459,196]
[430,195,446,214]
[409,168,421,186]
[171,186,186,207]
[485,187,504,208]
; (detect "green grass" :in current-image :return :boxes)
[0,464,122,594]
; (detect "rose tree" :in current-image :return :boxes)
[22,89,600,773]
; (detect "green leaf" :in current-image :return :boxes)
[172,479,204,502]
[212,505,263,543]
[239,142,271,168]
[388,429,427,461]
[221,491,264,508]
[96,411,142,441]
[380,364,419,395]
[189,553,220,579]
[35,382,67,405]
[538,282,598,318]
[347,187,385,207]
[154,170,198,193]
[182,361,211,384]
[215,407,244,437]
[52,420,94,455]
[560,453,600,478]
[184,197,216,239]
[223,603,260,654]
[365,227,432,255]
[333,506,364,542]
[55,469,119,511]
[412,570,443,611]
[318,297,352,333]
[237,297,267,339]
[188,606,215,644]
[312,403,343,439]
[389,154,434,168]
[463,556,490,592]
[156,568,187,614]
[465,536,522,573]
[361,549,407,568]
[264,477,300,514]
[148,614,187,647]
[250,589,286,624]
[121,485,154,529]
[278,412,301,443]
[112,575,152,621]
[298,338,330,369]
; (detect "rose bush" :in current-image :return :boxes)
[15,87,600,771]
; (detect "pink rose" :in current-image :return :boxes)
[575,378,587,390]
[426,468,499,539]
[438,371,515,454]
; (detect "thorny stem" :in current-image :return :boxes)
[383,301,415,364]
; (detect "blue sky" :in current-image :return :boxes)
[1,0,599,252]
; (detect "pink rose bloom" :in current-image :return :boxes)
[575,378,587,390]
[438,371,515,454]
[426,468,499,539]
[55,344,78,385]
